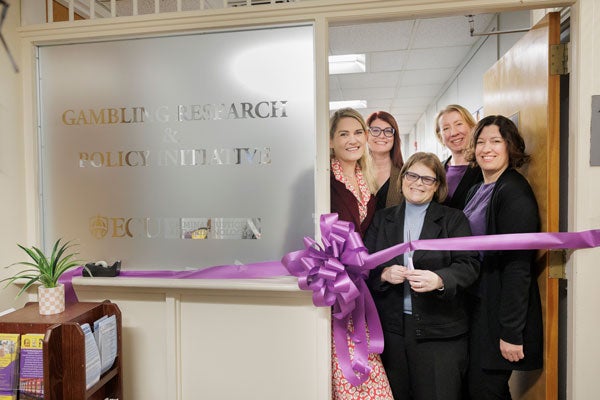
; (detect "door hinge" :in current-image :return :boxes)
[550,43,569,75]
[548,249,567,279]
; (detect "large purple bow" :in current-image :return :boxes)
[281,214,383,386]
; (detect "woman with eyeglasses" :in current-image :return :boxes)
[366,111,405,210]
[329,107,394,400]
[365,152,480,400]
[435,105,483,209]
[463,115,543,400]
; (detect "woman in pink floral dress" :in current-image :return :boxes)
[329,107,394,400]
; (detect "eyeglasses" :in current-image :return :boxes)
[369,127,395,137]
[403,171,438,186]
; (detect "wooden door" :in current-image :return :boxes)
[483,12,561,400]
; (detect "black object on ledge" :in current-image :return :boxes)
[82,261,121,277]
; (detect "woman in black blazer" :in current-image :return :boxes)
[463,115,543,399]
[365,152,480,400]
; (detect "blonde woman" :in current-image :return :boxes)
[330,107,378,237]
[435,104,483,209]
[329,107,393,399]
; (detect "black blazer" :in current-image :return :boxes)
[465,168,543,371]
[442,156,483,210]
[365,201,480,340]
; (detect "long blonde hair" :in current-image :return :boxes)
[329,108,378,194]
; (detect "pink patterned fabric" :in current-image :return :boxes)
[331,158,371,223]
[332,319,393,400]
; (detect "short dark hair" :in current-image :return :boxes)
[466,114,531,169]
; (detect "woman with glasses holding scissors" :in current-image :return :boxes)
[366,111,405,210]
[365,152,480,400]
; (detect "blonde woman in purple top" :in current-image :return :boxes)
[435,105,482,209]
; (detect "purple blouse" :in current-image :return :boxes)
[463,182,496,237]
[445,164,468,202]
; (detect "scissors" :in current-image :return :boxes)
[406,231,415,271]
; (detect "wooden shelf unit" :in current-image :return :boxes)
[0,301,122,400]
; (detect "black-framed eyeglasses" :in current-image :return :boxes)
[369,127,395,137]
[403,171,438,186]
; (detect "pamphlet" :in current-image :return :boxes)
[19,334,44,399]
[79,314,118,390]
[95,315,118,375]
[0,333,19,400]
[80,323,101,390]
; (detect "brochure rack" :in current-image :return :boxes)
[0,301,122,400]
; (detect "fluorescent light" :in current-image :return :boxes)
[329,54,366,75]
[329,100,367,110]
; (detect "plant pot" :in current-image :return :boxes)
[38,284,65,315]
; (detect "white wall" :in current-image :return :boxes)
[0,0,26,310]
[568,2,600,399]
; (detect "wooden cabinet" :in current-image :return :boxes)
[0,301,122,400]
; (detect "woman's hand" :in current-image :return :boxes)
[404,269,444,292]
[381,265,407,284]
[500,339,524,362]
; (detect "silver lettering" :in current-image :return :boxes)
[210,149,223,165]
[261,147,272,164]
[241,102,254,119]
[227,103,240,119]
[79,148,270,167]
[255,101,270,118]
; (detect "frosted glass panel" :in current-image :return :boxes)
[38,25,316,269]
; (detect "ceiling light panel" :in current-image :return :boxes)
[329,54,366,75]
[329,100,368,110]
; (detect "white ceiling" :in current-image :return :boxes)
[94,1,497,134]
[329,13,496,134]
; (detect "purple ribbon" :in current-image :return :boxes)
[57,213,600,387]
[367,229,600,269]
[59,262,288,305]
[282,214,383,386]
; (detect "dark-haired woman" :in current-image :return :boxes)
[365,152,480,400]
[366,111,404,210]
[463,115,543,399]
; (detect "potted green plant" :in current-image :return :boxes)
[1,239,82,315]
